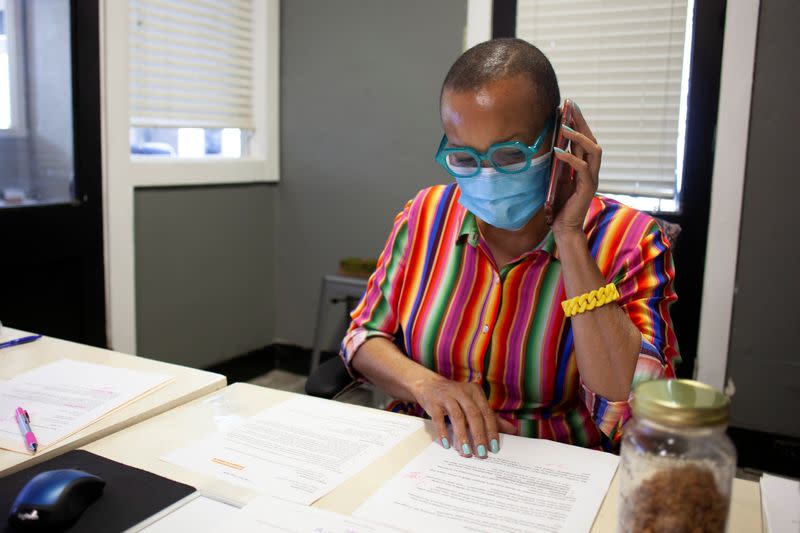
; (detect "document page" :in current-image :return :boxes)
[0,359,172,453]
[760,473,800,533]
[140,495,242,533]
[162,395,424,505]
[0,328,29,343]
[355,435,619,533]
[215,495,407,532]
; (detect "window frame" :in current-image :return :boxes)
[102,1,280,354]
[106,0,279,188]
[0,0,27,137]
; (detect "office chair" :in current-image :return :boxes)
[305,352,358,399]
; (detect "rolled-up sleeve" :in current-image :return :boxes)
[340,199,412,379]
[581,222,680,441]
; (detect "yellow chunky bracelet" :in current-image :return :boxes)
[561,283,620,317]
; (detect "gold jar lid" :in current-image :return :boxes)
[632,379,729,428]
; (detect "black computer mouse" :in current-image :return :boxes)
[8,469,105,530]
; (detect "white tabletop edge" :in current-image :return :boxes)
[0,328,227,476]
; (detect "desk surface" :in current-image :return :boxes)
[0,328,226,476]
[83,383,763,532]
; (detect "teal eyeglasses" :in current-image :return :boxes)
[435,116,553,178]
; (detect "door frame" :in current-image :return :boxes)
[694,0,760,390]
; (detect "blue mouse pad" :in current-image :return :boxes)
[0,450,195,532]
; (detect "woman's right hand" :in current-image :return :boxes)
[351,337,515,458]
[411,374,516,458]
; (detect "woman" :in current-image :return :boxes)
[340,38,679,456]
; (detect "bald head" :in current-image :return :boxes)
[441,38,560,114]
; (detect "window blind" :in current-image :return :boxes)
[516,0,689,199]
[128,0,254,129]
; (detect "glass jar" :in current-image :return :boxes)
[618,379,736,533]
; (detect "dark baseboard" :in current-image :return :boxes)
[728,426,800,478]
[204,343,338,384]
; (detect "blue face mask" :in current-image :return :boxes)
[455,151,552,231]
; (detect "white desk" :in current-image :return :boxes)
[83,383,764,532]
[0,327,226,476]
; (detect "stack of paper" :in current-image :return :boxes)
[142,495,405,533]
[161,393,618,532]
[761,473,800,533]
[0,327,30,343]
[354,436,619,533]
[228,495,407,533]
[140,496,242,533]
[162,395,424,505]
[0,359,172,454]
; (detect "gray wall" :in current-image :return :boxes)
[276,0,465,347]
[135,185,277,368]
[726,0,800,437]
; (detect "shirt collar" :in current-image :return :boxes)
[457,210,481,247]
[538,230,558,258]
[457,210,559,259]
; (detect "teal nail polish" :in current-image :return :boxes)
[462,443,471,455]
[490,439,499,453]
[554,147,567,154]
[573,101,581,114]
[477,444,487,458]
[441,437,450,449]
[563,124,576,134]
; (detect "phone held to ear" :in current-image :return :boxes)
[544,98,577,226]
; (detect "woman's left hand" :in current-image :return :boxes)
[551,104,602,235]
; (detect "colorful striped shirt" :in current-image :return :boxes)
[341,184,679,450]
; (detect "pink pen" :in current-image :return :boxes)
[14,407,38,453]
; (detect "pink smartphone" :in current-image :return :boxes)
[544,99,577,226]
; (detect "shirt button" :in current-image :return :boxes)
[482,324,489,334]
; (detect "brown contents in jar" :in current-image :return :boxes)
[624,464,729,533]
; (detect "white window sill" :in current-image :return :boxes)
[128,158,278,187]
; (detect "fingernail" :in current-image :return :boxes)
[573,101,581,113]
[441,437,450,449]
[461,443,471,455]
[477,444,487,458]
[554,147,567,154]
[563,125,576,134]
[490,439,499,453]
